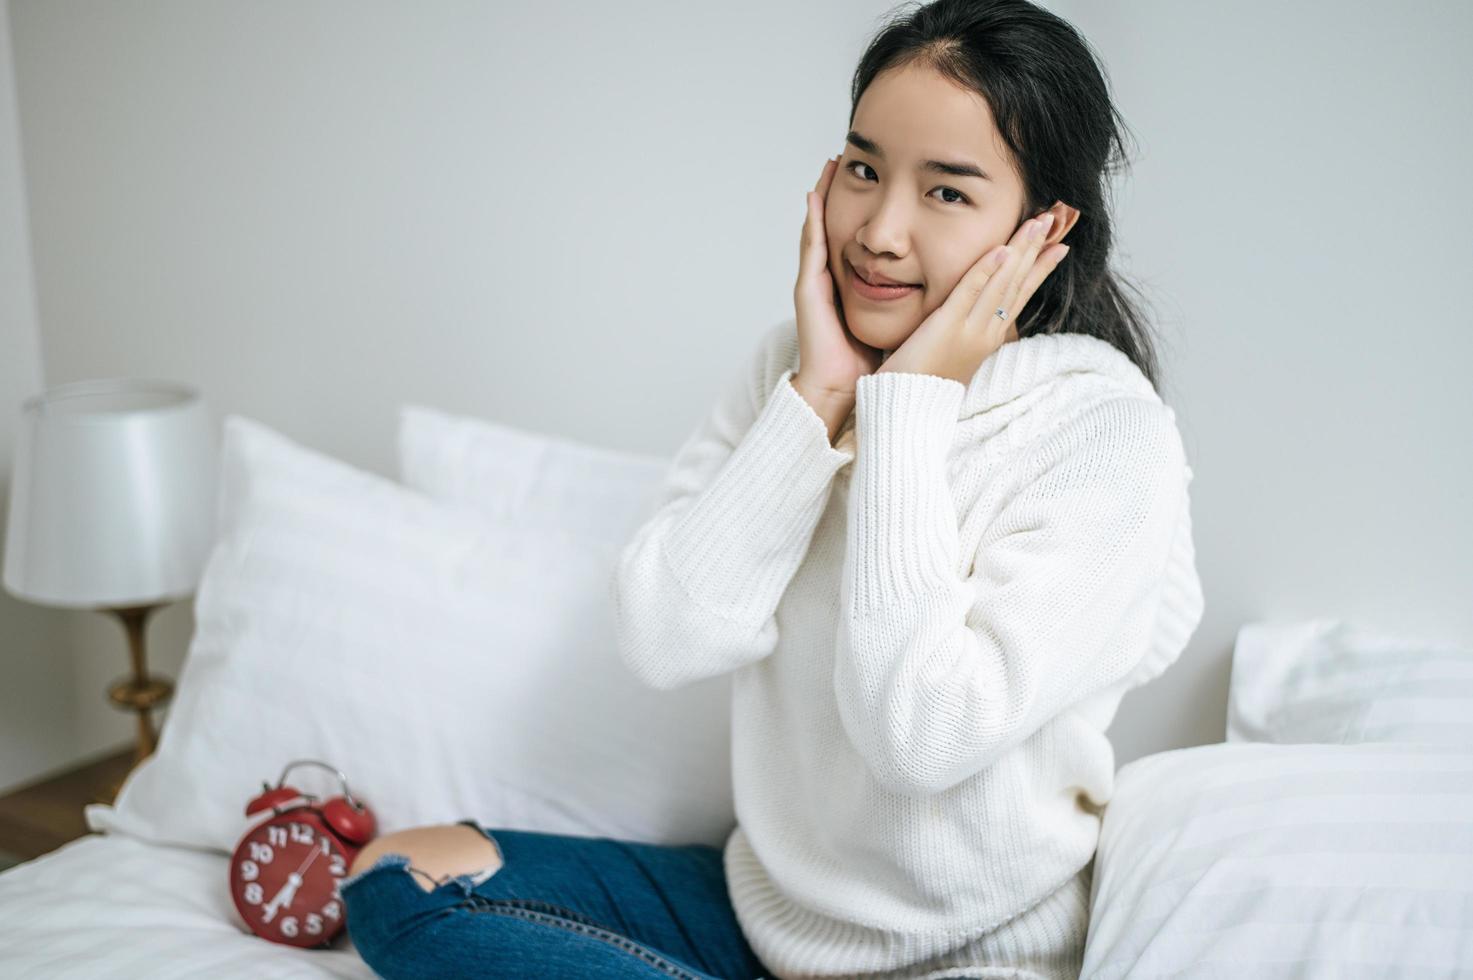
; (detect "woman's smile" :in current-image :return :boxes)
[845,258,921,302]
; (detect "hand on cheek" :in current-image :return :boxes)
[877,213,1068,384]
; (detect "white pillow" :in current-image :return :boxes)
[85,415,735,854]
[396,403,669,550]
[1227,618,1473,746]
[1082,740,1473,978]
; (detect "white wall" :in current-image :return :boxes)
[0,0,84,793]
[1059,0,1473,762]
[1,0,1468,792]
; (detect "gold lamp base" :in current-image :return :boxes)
[99,602,174,803]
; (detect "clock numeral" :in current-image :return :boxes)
[291,822,314,844]
[267,825,287,847]
[281,915,299,938]
[243,881,264,905]
[238,859,260,882]
[249,842,275,864]
[329,854,347,876]
[323,900,341,920]
[305,913,323,935]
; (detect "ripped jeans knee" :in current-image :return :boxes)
[338,850,501,897]
[339,820,504,898]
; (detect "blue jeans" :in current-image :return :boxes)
[340,820,774,979]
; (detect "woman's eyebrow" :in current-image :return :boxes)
[845,130,993,182]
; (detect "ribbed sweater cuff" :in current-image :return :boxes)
[663,367,854,614]
[851,370,966,613]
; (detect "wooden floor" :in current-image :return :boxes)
[0,746,137,864]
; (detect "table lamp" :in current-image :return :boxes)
[3,378,218,781]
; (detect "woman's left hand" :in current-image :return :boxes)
[876,213,1070,384]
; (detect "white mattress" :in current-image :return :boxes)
[0,832,376,978]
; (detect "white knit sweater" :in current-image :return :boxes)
[613,317,1205,980]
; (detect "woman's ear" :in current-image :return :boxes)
[1039,201,1081,246]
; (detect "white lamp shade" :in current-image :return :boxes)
[3,378,218,609]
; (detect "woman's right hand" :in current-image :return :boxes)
[793,155,885,405]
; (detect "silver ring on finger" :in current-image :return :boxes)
[994,307,1009,321]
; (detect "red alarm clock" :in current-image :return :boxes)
[229,759,378,948]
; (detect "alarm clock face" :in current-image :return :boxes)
[230,813,351,947]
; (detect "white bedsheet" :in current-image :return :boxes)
[0,832,376,979]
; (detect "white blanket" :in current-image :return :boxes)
[0,833,374,979]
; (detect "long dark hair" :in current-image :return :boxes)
[849,0,1164,392]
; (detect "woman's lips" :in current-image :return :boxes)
[847,259,919,301]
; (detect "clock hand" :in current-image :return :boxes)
[262,874,295,923]
[293,839,323,877]
[261,832,325,922]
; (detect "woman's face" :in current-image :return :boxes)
[826,62,1044,354]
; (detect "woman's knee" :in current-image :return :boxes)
[348,822,504,893]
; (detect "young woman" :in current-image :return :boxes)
[339,1,1205,978]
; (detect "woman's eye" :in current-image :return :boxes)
[845,161,970,206]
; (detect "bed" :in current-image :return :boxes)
[3,404,1468,978]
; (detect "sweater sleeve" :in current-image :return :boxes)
[833,370,1198,797]
[612,326,855,692]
